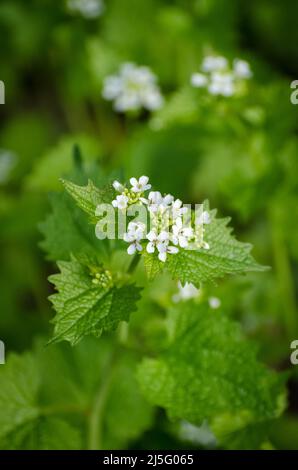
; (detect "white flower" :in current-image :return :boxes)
[191,73,208,88]
[141,89,164,111]
[112,180,125,192]
[102,63,163,112]
[202,56,228,72]
[173,282,199,303]
[141,191,163,212]
[196,210,211,225]
[171,199,188,220]
[112,194,129,210]
[179,420,216,447]
[146,230,169,254]
[157,241,179,262]
[208,72,235,96]
[162,194,174,207]
[67,0,104,18]
[202,241,210,250]
[208,296,221,309]
[123,222,146,255]
[233,59,252,79]
[172,218,194,248]
[102,76,122,100]
[130,176,151,193]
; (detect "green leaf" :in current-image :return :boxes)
[49,258,142,345]
[62,178,115,223]
[143,203,267,285]
[0,338,153,450]
[35,337,154,450]
[0,352,81,450]
[0,418,82,451]
[137,302,286,445]
[0,353,40,442]
[39,192,107,262]
[142,251,164,281]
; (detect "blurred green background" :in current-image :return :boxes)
[0,0,298,450]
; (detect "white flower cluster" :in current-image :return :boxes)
[112,176,211,262]
[67,0,104,19]
[191,56,252,97]
[102,63,164,112]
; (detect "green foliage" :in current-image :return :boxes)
[39,192,105,261]
[0,338,153,450]
[63,177,265,285]
[166,205,267,285]
[137,301,286,446]
[1,0,297,452]
[62,178,115,223]
[49,258,142,345]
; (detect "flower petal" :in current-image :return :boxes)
[158,251,167,262]
[146,242,155,253]
[130,177,138,187]
[127,244,137,255]
[139,176,149,186]
[168,246,179,254]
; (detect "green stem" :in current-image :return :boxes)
[87,353,116,450]
[271,210,297,339]
[127,253,141,274]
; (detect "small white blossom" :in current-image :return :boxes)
[146,230,169,254]
[102,63,163,112]
[157,241,178,263]
[171,198,188,220]
[130,176,151,193]
[162,194,175,207]
[202,56,228,72]
[173,282,199,303]
[191,73,208,88]
[172,218,193,248]
[179,420,216,447]
[112,194,129,210]
[208,296,221,309]
[208,72,235,97]
[67,0,104,18]
[233,59,252,79]
[123,222,146,255]
[112,180,125,192]
[141,191,163,213]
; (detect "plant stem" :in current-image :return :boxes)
[87,353,116,450]
[271,209,297,339]
[127,253,141,274]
